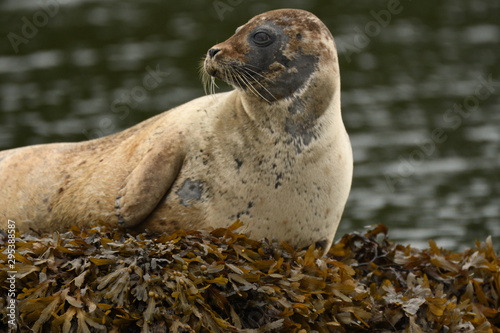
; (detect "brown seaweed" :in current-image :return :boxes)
[1,222,499,332]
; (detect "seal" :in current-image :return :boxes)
[0,9,352,251]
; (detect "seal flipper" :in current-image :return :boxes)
[115,145,185,228]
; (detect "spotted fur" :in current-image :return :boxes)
[0,9,352,252]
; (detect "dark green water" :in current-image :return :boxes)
[1,0,499,251]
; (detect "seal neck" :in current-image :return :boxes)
[236,67,341,135]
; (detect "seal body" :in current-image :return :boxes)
[0,9,352,251]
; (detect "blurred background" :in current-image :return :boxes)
[0,0,499,251]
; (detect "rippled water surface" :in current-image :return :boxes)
[1,0,499,251]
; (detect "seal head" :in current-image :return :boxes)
[204,9,337,102]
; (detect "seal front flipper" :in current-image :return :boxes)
[115,144,185,228]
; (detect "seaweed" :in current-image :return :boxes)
[0,222,499,332]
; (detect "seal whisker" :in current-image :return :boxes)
[233,68,270,103]
[199,59,213,96]
[225,67,239,91]
[241,66,272,82]
[245,74,278,102]
[228,67,253,94]
[210,76,219,95]
[241,63,265,71]
[201,70,210,95]
[238,68,277,102]
[241,64,277,82]
[232,68,258,99]
[227,67,245,91]
[233,67,272,104]
[232,68,266,102]
[239,74,272,104]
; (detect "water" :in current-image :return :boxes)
[0,0,499,251]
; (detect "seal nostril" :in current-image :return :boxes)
[208,48,221,58]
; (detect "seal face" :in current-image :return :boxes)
[0,9,352,253]
[204,9,334,102]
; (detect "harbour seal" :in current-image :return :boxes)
[0,9,352,251]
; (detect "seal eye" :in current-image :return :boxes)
[253,32,273,46]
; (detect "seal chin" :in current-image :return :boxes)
[206,67,217,77]
[203,59,221,80]
[202,58,225,95]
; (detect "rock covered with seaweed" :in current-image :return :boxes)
[0,222,499,332]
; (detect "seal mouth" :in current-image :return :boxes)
[203,57,277,103]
